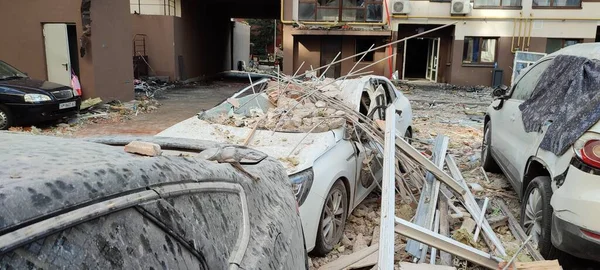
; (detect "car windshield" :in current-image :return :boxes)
[0,61,28,80]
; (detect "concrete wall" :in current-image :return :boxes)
[291,34,388,77]
[91,0,134,101]
[131,15,177,79]
[0,0,133,101]
[233,22,251,70]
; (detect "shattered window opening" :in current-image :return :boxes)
[298,0,383,22]
[473,0,522,7]
[546,38,582,54]
[355,39,376,62]
[462,37,497,65]
[532,0,581,7]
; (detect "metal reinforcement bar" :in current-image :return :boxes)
[395,217,502,269]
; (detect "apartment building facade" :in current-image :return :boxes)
[281,0,600,86]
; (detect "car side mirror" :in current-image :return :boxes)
[492,85,509,98]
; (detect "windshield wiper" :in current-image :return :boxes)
[0,75,26,81]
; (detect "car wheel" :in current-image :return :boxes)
[481,122,501,173]
[521,176,565,259]
[0,105,13,130]
[312,180,348,256]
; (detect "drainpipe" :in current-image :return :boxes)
[231,21,235,70]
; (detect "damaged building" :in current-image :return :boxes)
[0,0,278,101]
[281,0,600,86]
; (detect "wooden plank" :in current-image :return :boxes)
[515,260,561,269]
[438,198,453,266]
[496,200,545,261]
[399,262,457,270]
[318,244,379,270]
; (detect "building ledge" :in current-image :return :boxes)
[290,29,392,36]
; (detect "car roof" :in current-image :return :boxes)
[545,42,600,60]
[0,132,276,233]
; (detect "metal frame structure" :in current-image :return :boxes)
[378,104,503,269]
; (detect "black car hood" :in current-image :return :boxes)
[0,78,70,95]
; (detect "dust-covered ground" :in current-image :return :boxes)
[309,83,527,269]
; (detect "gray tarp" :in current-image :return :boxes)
[519,55,600,155]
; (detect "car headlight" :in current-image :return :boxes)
[24,94,51,103]
[289,168,314,206]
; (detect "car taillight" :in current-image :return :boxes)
[582,229,600,240]
[580,140,600,169]
[72,88,82,97]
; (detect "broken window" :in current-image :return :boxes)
[473,0,521,7]
[546,39,581,54]
[462,37,497,65]
[299,0,383,22]
[533,0,580,7]
[355,39,376,62]
[511,60,552,101]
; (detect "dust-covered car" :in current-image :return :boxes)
[0,133,307,269]
[482,43,600,262]
[158,75,413,255]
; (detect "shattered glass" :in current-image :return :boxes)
[519,55,600,155]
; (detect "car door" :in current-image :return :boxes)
[493,59,553,188]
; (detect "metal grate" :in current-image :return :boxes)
[51,89,74,100]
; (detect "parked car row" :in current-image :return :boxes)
[0,60,80,130]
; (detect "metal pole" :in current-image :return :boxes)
[378,105,397,269]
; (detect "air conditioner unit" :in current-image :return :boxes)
[450,0,471,15]
[391,0,411,15]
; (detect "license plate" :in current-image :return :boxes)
[59,101,76,110]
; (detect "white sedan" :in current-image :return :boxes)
[158,75,413,255]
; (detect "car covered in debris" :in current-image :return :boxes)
[158,75,413,255]
[0,133,307,269]
[0,60,81,130]
[482,43,600,262]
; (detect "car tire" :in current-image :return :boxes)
[0,105,13,130]
[312,180,348,256]
[520,176,566,260]
[481,122,501,173]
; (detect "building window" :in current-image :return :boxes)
[546,39,581,53]
[298,0,383,22]
[130,0,181,17]
[462,37,497,65]
[474,0,521,8]
[532,0,581,7]
[355,39,376,61]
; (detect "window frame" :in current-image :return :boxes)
[545,38,583,54]
[461,37,499,67]
[298,0,384,22]
[509,58,554,101]
[473,0,523,9]
[532,0,582,9]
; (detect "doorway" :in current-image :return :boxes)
[596,26,600,42]
[404,38,440,82]
[43,23,79,86]
[320,37,342,78]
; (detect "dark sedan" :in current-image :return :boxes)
[0,60,81,129]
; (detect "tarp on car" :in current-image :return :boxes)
[519,54,600,155]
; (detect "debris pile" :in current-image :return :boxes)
[202,78,348,133]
